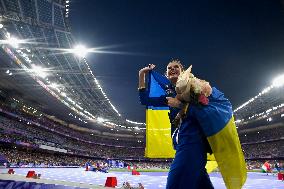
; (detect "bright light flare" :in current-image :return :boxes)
[272,74,284,87]
[126,119,145,125]
[235,119,242,123]
[97,117,105,123]
[0,36,45,49]
[73,45,88,57]
[1,36,36,48]
[30,64,48,78]
[61,92,67,97]
[7,37,20,48]
[50,83,59,89]
[39,44,142,58]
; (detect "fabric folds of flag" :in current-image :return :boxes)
[144,71,219,173]
[261,162,271,173]
[145,71,175,158]
[193,88,247,189]
[145,71,246,187]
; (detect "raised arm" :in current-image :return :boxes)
[138,64,168,107]
[138,64,155,89]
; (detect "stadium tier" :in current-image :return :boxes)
[0,96,283,161]
[234,80,284,129]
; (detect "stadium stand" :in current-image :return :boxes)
[0,97,283,170]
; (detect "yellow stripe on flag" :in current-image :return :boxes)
[207,116,247,189]
[206,153,218,173]
[206,160,218,173]
[145,109,175,158]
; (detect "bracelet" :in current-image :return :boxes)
[138,87,146,91]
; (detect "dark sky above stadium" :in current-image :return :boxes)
[70,0,284,122]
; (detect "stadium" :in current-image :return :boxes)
[0,0,283,189]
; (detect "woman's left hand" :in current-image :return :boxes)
[166,97,182,108]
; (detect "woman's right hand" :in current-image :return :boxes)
[139,64,156,74]
[138,64,156,89]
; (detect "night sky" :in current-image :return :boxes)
[70,0,284,122]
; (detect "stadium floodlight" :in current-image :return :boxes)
[272,74,284,87]
[235,119,242,124]
[97,117,105,123]
[61,92,67,97]
[30,64,48,78]
[126,119,146,125]
[7,37,20,48]
[50,83,59,89]
[73,45,88,57]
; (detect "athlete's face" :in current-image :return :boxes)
[166,62,182,83]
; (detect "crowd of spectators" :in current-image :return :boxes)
[238,126,284,159]
[0,145,171,170]
[242,141,284,159]
[2,144,283,171]
[239,127,284,143]
[0,126,144,159]
[0,146,90,167]
[0,102,143,147]
[0,99,283,169]
[0,104,144,158]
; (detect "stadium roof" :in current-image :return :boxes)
[234,75,284,129]
[0,0,145,139]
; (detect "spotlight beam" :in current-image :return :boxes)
[36,47,150,57]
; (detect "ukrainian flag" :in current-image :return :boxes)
[193,88,247,189]
[145,71,218,172]
[146,71,247,189]
[145,71,175,158]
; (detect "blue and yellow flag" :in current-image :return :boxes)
[145,71,217,172]
[145,71,247,188]
[145,71,175,158]
[193,88,247,189]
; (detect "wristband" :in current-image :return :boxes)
[138,87,146,91]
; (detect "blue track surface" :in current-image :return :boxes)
[3,168,284,189]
